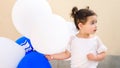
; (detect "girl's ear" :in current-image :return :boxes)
[78,23,83,29]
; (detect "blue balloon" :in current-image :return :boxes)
[16,36,34,54]
[16,36,51,68]
[17,51,51,68]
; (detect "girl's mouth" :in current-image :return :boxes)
[94,29,97,32]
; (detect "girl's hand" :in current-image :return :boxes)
[87,53,97,61]
[45,54,53,60]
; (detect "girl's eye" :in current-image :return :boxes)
[91,22,94,24]
[91,20,97,25]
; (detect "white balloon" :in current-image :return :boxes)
[30,14,70,54]
[12,0,71,54]
[12,0,52,37]
[0,37,25,68]
[66,21,78,35]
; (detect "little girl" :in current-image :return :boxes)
[46,6,107,68]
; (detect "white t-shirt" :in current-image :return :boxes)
[67,35,107,68]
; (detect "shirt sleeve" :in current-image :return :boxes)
[66,35,74,52]
[96,36,107,54]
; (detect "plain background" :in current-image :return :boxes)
[0,0,120,55]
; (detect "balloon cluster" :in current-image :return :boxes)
[0,36,51,68]
[12,0,77,54]
[0,0,77,68]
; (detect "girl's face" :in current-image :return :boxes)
[79,15,97,35]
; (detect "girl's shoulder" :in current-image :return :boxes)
[69,35,76,40]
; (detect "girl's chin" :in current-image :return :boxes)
[91,32,96,34]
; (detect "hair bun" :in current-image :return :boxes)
[71,6,78,18]
[86,6,89,9]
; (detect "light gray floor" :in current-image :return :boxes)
[50,55,120,68]
[97,55,120,68]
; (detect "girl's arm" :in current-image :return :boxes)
[87,51,106,61]
[45,50,71,60]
